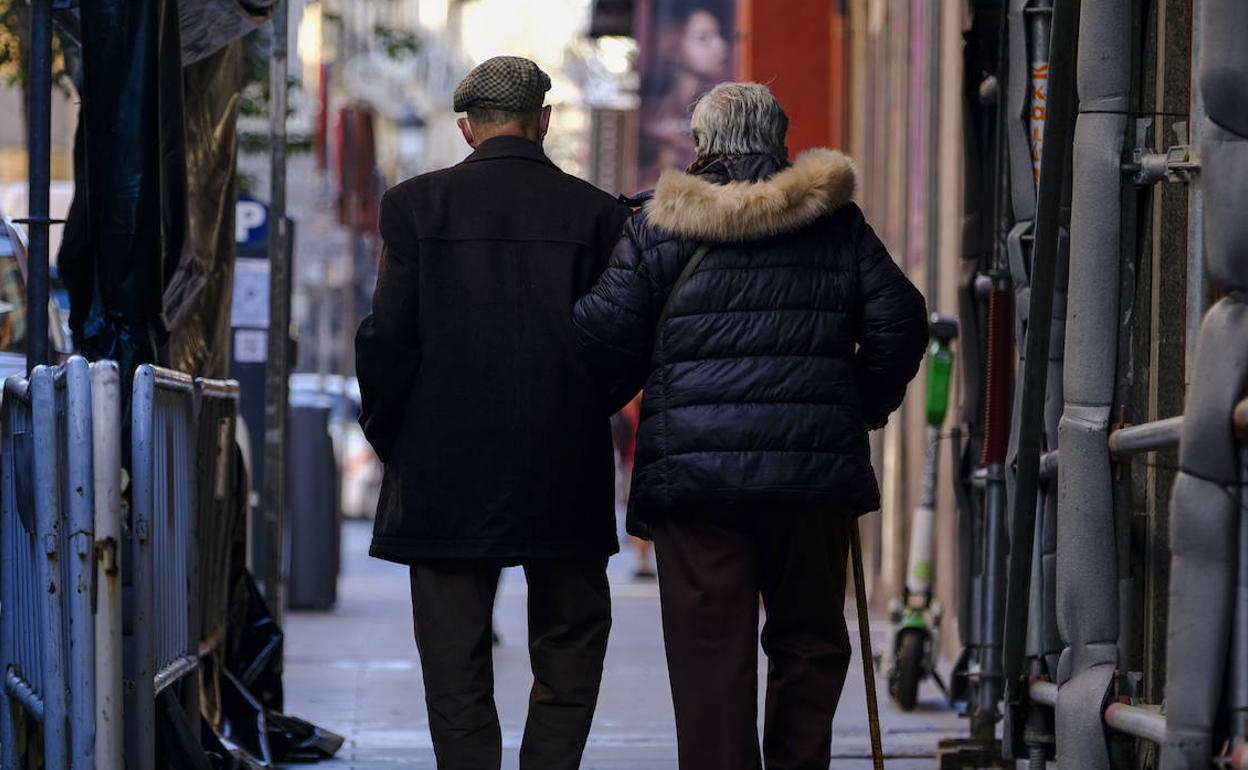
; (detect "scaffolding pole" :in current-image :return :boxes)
[263,0,291,620]
[25,0,52,373]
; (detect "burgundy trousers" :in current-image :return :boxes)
[652,510,852,770]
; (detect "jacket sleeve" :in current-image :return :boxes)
[852,210,928,429]
[573,217,655,413]
[355,189,421,464]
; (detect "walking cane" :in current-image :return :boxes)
[850,518,886,770]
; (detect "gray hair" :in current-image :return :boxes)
[467,106,542,129]
[689,82,789,159]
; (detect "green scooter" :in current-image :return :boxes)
[881,313,958,711]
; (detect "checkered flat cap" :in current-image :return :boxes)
[453,56,552,113]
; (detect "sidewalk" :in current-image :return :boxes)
[282,521,965,769]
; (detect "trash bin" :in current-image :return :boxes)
[285,402,341,610]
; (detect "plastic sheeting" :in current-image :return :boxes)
[179,0,274,67]
[61,0,262,381]
[164,41,245,378]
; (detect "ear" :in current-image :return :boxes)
[457,117,477,149]
[538,106,552,140]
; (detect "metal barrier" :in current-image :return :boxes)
[194,378,241,655]
[129,365,198,769]
[137,365,198,691]
[2,360,238,768]
[0,359,105,769]
[0,370,67,769]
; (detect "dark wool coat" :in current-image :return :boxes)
[573,151,927,530]
[356,136,630,563]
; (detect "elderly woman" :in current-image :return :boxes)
[573,82,927,769]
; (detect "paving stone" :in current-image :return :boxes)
[281,521,967,769]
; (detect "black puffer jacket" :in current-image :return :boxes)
[573,151,927,528]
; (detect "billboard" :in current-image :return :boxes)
[636,0,736,190]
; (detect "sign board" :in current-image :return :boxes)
[236,195,270,252]
[231,258,271,329]
[233,328,268,363]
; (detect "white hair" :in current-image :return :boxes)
[689,82,789,159]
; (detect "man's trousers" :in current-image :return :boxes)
[409,558,612,770]
[652,510,853,770]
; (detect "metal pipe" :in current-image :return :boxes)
[1040,414,1208,464]
[979,463,1008,730]
[1234,443,1248,744]
[263,0,291,620]
[25,0,52,372]
[4,670,46,720]
[976,279,1013,739]
[1026,494,1047,657]
[1185,0,1208,386]
[1039,449,1059,480]
[64,358,95,768]
[1030,680,1058,707]
[1104,702,1167,745]
[1107,416,1184,457]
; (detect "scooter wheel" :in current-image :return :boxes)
[892,631,924,711]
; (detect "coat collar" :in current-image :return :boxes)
[462,135,556,168]
[645,149,857,243]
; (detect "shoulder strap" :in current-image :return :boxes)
[655,243,712,337]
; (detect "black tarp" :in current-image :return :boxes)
[61,0,179,382]
[61,0,269,379]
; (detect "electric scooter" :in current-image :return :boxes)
[881,313,958,711]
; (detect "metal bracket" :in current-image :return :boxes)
[1124,119,1200,185]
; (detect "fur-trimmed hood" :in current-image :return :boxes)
[644,148,857,243]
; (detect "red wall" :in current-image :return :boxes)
[736,0,848,155]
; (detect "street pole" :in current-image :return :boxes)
[25,0,52,373]
[263,0,291,620]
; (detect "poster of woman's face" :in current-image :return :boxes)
[637,1,736,190]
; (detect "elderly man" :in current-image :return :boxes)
[574,82,928,769]
[355,56,629,769]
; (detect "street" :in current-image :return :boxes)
[282,521,965,769]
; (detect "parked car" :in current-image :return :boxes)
[288,373,382,520]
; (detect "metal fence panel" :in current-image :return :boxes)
[194,378,241,652]
[127,366,156,770]
[1,375,38,769]
[0,370,69,770]
[3,360,229,769]
[130,364,199,769]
